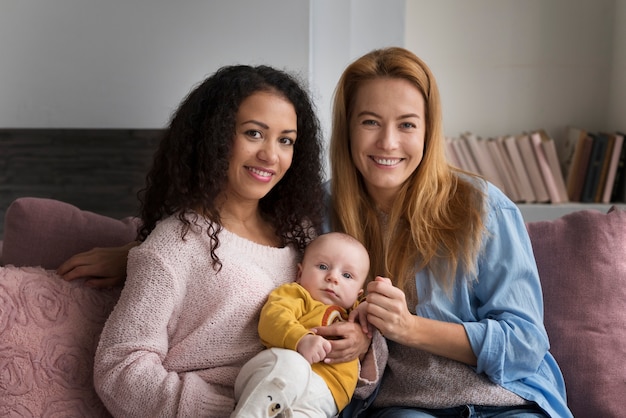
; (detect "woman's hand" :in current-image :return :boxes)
[349,300,373,338]
[364,276,414,343]
[56,242,138,288]
[312,321,371,364]
[366,276,477,365]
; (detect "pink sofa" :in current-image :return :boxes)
[1,197,625,417]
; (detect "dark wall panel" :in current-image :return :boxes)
[0,129,162,238]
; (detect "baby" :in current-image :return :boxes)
[232,232,371,417]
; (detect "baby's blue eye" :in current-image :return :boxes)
[342,273,353,279]
[318,264,328,271]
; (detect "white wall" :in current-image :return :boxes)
[608,0,626,132]
[1,0,624,146]
[0,0,310,128]
[309,0,406,169]
[405,0,620,145]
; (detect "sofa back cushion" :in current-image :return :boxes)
[526,207,626,418]
[1,197,139,269]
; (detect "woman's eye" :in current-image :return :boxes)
[400,122,417,129]
[246,130,262,139]
[362,119,378,126]
[279,137,295,146]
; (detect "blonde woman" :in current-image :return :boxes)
[320,47,572,418]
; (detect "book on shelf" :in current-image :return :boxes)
[529,130,567,203]
[485,138,521,201]
[444,137,463,169]
[448,137,472,173]
[610,132,626,203]
[593,133,617,202]
[454,136,480,174]
[566,132,593,202]
[516,134,550,203]
[502,135,536,202]
[495,136,527,202]
[560,126,587,180]
[601,133,624,203]
[461,133,506,192]
[581,133,609,202]
[538,130,569,203]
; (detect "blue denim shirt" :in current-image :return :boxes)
[325,180,572,418]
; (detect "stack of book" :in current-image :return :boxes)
[445,128,626,204]
[559,127,626,203]
[445,129,569,203]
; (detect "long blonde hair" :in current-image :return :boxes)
[330,47,486,295]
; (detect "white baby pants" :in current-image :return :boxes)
[231,347,337,418]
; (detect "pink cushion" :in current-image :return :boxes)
[526,207,626,418]
[1,197,139,269]
[0,265,120,416]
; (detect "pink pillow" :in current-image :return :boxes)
[0,265,120,416]
[1,197,139,269]
[526,207,626,418]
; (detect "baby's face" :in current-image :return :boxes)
[297,236,369,309]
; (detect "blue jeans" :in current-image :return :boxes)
[364,404,547,418]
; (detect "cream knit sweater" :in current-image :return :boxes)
[94,215,299,417]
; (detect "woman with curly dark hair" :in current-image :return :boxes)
[137,64,325,264]
[87,65,332,417]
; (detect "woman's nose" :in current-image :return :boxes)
[258,141,279,164]
[377,126,399,150]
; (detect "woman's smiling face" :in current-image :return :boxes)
[223,90,297,204]
[349,77,426,209]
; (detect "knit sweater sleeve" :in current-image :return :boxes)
[353,329,388,399]
[94,245,235,417]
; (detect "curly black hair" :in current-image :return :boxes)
[137,65,325,270]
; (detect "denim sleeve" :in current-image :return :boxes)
[463,185,550,384]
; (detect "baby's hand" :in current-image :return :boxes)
[373,275,393,287]
[296,334,332,364]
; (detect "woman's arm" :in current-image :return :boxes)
[463,199,550,383]
[365,194,549,380]
[95,245,235,417]
[56,241,138,288]
[364,279,477,366]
